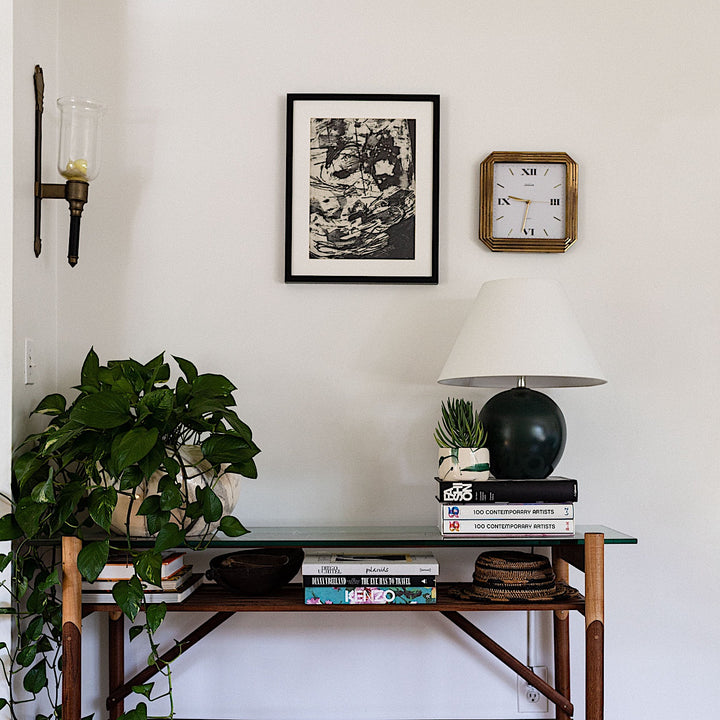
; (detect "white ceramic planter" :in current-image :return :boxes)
[109,444,242,537]
[438,447,490,481]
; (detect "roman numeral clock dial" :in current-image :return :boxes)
[479,151,578,252]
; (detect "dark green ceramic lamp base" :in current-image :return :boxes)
[479,386,566,479]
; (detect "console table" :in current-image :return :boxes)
[60,525,636,720]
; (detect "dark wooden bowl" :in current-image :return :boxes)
[206,547,304,596]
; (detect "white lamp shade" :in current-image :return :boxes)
[438,278,606,389]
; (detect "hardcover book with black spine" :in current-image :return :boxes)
[435,477,578,504]
[303,575,435,588]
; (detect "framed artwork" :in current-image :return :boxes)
[285,94,440,283]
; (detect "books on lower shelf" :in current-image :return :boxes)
[304,585,436,605]
[302,552,438,576]
[436,476,577,538]
[83,564,194,592]
[82,572,204,604]
[302,552,438,605]
[96,550,186,581]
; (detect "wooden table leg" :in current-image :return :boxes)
[108,611,125,720]
[61,537,83,720]
[552,548,571,720]
[584,533,605,720]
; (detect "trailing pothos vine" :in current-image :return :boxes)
[0,349,260,720]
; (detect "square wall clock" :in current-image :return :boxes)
[479,151,578,253]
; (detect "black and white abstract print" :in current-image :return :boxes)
[308,117,416,260]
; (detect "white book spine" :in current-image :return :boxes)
[440,503,574,520]
[302,554,438,576]
[441,518,575,535]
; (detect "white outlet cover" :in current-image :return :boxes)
[517,665,549,713]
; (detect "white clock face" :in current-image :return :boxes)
[492,162,567,240]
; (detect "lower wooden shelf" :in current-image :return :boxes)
[83,581,586,614]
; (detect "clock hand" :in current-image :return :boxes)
[521,199,531,233]
[508,195,531,203]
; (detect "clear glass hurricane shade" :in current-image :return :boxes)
[56,97,104,182]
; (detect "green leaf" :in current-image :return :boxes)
[13,453,45,489]
[153,523,184,553]
[23,660,47,694]
[70,391,131,429]
[111,427,159,473]
[225,458,258,479]
[119,701,147,720]
[30,476,56,504]
[137,441,166,479]
[54,480,87,532]
[0,513,23,541]
[128,625,144,642]
[222,411,254,441]
[173,356,198,383]
[218,516,248,537]
[162,454,180,478]
[134,551,162,587]
[136,388,174,425]
[145,510,170,536]
[77,540,110,582]
[112,577,144,621]
[24,616,44,643]
[87,487,118,532]
[201,435,260,466]
[14,497,44,538]
[131,683,154,699]
[117,359,146,394]
[25,588,48,614]
[17,643,38,667]
[33,394,67,416]
[36,568,60,593]
[195,486,222,523]
[192,373,236,397]
[119,465,145,491]
[80,348,100,389]
[136,495,161,517]
[145,603,166,633]
[157,476,183,511]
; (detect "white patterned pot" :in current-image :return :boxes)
[438,447,490,481]
[110,444,242,537]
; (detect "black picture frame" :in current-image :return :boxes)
[285,93,439,284]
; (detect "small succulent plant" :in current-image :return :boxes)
[434,397,487,449]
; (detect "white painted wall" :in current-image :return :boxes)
[0,4,15,715]
[8,1,720,719]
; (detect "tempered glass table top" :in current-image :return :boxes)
[122,524,636,549]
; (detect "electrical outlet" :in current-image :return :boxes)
[517,665,548,713]
[24,339,36,385]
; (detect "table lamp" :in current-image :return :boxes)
[437,278,606,479]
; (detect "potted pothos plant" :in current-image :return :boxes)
[434,397,490,481]
[0,348,260,720]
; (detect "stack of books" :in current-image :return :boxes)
[436,476,577,538]
[302,552,438,605]
[82,550,204,603]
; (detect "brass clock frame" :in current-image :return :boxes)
[479,151,578,253]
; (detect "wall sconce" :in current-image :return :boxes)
[34,65,104,267]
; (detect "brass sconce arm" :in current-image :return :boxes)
[33,65,101,267]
